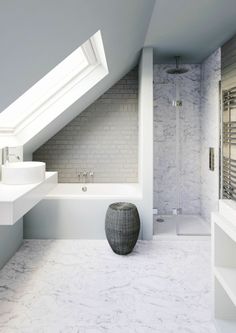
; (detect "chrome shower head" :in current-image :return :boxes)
[166,56,188,75]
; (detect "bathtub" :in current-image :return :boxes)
[24,183,143,239]
[47,183,142,198]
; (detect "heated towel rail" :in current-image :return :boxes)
[222,86,236,199]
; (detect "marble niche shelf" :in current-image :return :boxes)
[0,172,57,225]
[212,199,236,333]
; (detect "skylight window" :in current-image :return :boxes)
[0,30,108,148]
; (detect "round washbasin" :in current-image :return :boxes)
[1,162,46,185]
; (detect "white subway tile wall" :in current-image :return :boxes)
[33,69,138,183]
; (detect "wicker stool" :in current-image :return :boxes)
[105,202,140,255]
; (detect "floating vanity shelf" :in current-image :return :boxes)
[0,172,57,225]
[214,267,236,306]
[212,200,236,333]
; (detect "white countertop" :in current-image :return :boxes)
[0,172,56,202]
[0,172,58,225]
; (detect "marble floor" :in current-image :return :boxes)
[0,239,216,333]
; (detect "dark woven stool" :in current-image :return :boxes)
[105,202,140,255]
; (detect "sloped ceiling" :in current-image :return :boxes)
[0,0,155,154]
[2,0,236,112]
[145,0,236,63]
[1,0,236,154]
[0,0,155,113]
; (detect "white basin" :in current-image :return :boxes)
[1,162,46,185]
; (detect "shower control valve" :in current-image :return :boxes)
[172,100,182,107]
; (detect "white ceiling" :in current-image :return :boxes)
[145,0,236,63]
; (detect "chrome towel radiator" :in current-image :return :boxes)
[222,86,236,199]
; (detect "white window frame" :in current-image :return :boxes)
[0,30,108,147]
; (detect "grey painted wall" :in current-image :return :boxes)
[0,219,23,270]
[33,69,138,183]
[222,34,236,90]
[153,64,201,215]
[200,49,221,223]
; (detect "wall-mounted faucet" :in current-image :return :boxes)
[2,147,20,165]
[77,170,94,183]
[77,169,81,182]
[82,171,88,183]
[89,171,94,183]
[2,147,8,165]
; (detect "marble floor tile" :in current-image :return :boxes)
[0,239,216,333]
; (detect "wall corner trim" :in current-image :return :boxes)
[138,47,153,240]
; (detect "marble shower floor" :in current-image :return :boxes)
[153,215,210,236]
[0,239,216,333]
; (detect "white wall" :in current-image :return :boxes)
[138,48,153,240]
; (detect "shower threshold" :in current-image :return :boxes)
[153,214,210,236]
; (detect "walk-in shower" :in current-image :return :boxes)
[153,57,210,236]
